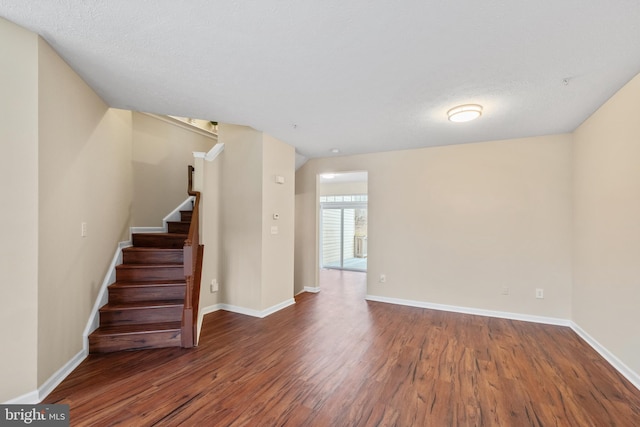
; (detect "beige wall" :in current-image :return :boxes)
[216,125,295,311]
[261,134,295,309]
[219,124,264,310]
[37,39,134,385]
[132,112,214,226]
[296,134,573,318]
[319,180,368,196]
[0,17,39,403]
[199,152,222,313]
[573,73,640,375]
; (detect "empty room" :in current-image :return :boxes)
[2,1,640,426]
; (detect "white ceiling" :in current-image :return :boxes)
[2,1,640,160]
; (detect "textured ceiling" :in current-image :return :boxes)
[2,1,640,160]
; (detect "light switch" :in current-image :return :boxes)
[275,175,285,184]
[271,226,279,235]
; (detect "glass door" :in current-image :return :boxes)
[321,208,342,269]
[321,205,367,271]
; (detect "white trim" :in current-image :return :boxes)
[37,349,87,402]
[304,286,321,293]
[365,295,570,327]
[82,240,131,351]
[4,348,88,404]
[162,196,195,226]
[4,390,39,404]
[204,143,225,162]
[218,299,296,319]
[194,143,225,162]
[200,304,222,316]
[570,322,640,391]
[261,299,296,317]
[130,226,164,234]
[197,304,222,343]
[141,113,218,140]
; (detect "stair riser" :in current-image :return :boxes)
[122,249,184,264]
[116,266,184,282]
[180,211,193,222]
[100,305,183,326]
[89,330,181,353]
[132,234,186,249]
[109,285,186,303]
[168,222,191,234]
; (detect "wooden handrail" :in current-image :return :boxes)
[181,165,204,348]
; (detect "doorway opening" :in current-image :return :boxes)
[319,171,368,272]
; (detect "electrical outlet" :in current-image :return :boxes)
[501,286,509,295]
[210,279,219,293]
[379,274,386,283]
[536,288,544,299]
[81,222,87,237]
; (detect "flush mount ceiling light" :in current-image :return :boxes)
[330,148,340,154]
[447,104,483,123]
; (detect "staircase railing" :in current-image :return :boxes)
[181,165,204,347]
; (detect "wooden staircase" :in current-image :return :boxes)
[89,166,204,353]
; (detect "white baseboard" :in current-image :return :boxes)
[130,226,164,234]
[82,240,131,351]
[200,304,222,316]
[304,286,321,293]
[3,349,87,404]
[570,322,640,391]
[4,390,39,404]
[38,349,87,402]
[197,304,222,343]
[365,294,571,327]
[218,298,296,319]
[162,196,195,226]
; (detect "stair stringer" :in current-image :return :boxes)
[82,240,131,352]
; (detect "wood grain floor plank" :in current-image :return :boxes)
[43,269,640,426]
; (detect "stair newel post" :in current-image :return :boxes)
[182,242,194,348]
[181,164,203,348]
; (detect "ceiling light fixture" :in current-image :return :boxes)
[330,148,340,154]
[447,104,483,123]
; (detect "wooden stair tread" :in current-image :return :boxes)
[101,300,184,310]
[110,279,186,287]
[135,232,187,238]
[117,263,182,269]
[122,247,184,253]
[90,322,182,336]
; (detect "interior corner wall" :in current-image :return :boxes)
[261,134,295,309]
[132,112,215,226]
[219,124,264,310]
[572,72,640,376]
[0,17,39,403]
[37,38,134,386]
[295,134,573,319]
[199,153,222,313]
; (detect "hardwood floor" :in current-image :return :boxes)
[44,269,640,426]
